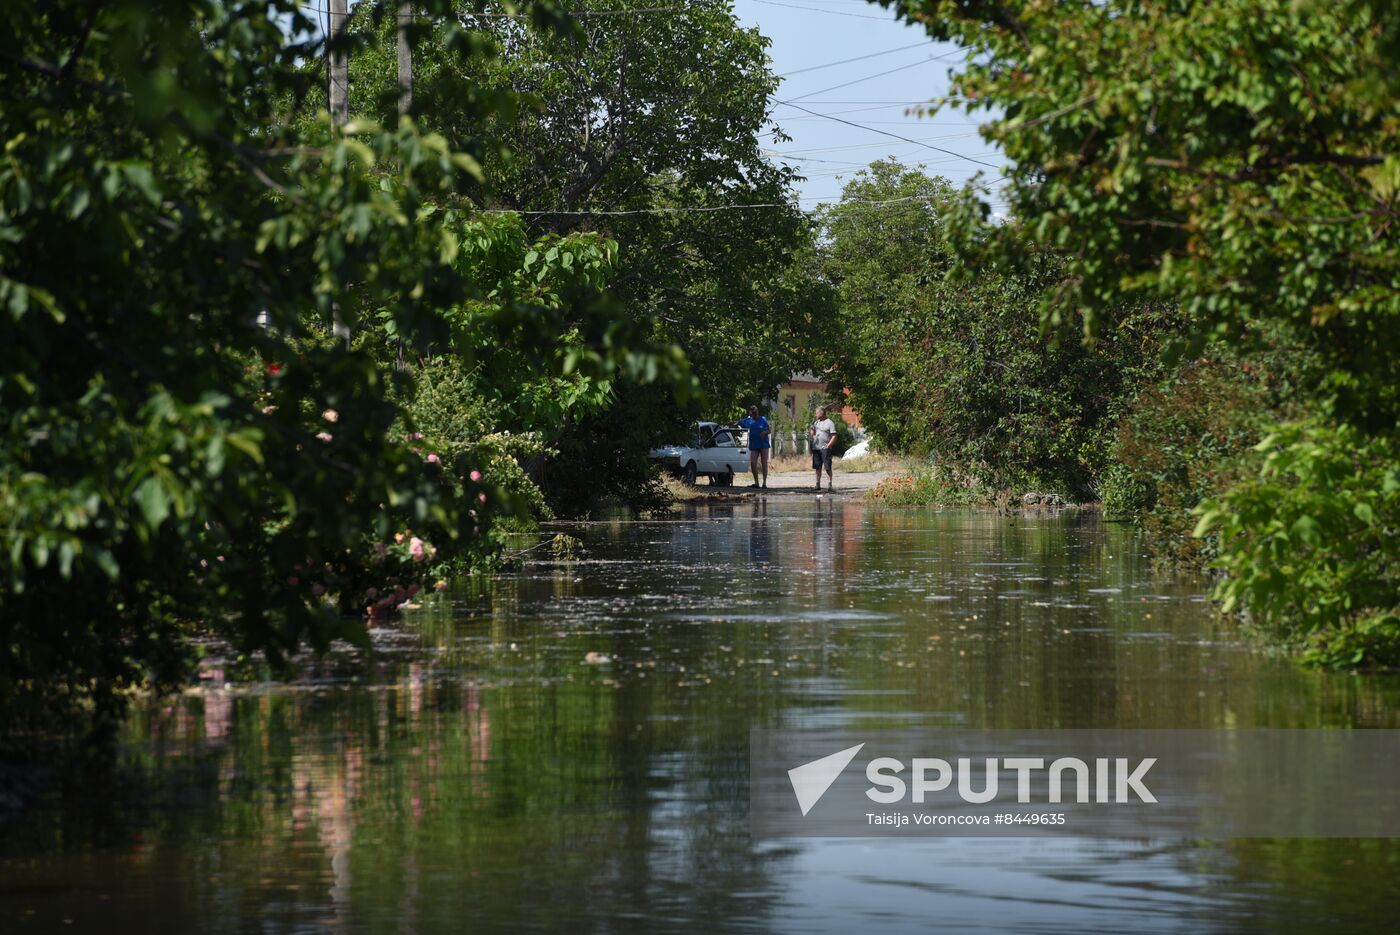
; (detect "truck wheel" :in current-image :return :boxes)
[683,461,698,486]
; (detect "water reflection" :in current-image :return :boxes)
[2,501,1398,932]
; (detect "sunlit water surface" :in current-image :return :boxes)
[3,500,1399,933]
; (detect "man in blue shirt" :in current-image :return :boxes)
[737,405,771,489]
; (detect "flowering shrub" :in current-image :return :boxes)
[281,531,440,618]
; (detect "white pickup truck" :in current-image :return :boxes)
[648,421,750,486]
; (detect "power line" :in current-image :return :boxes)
[777,117,969,126]
[766,130,982,154]
[751,0,900,20]
[776,41,928,78]
[763,152,872,166]
[785,55,941,103]
[778,107,925,120]
[474,192,958,216]
[773,99,1002,170]
[773,100,940,104]
[298,2,702,16]
[785,45,965,102]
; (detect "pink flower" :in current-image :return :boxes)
[311,583,325,596]
[321,408,339,423]
[478,492,487,504]
[412,432,424,441]
[315,431,333,443]
[286,576,299,586]
[409,537,426,561]
[371,542,387,560]
[365,587,378,599]
[427,453,440,464]
[469,470,482,482]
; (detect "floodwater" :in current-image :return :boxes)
[3,499,1399,933]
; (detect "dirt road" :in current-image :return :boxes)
[678,466,895,499]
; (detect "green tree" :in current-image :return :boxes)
[346,1,834,510]
[0,0,673,738]
[820,160,1168,499]
[875,0,1400,663]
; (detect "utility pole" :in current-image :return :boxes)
[328,0,349,127]
[397,3,413,117]
[328,0,350,345]
[393,3,413,371]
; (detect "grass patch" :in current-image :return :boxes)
[769,451,911,474]
[867,466,1011,510]
[836,452,911,474]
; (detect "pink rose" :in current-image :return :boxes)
[469,470,482,482]
[409,537,425,561]
[315,431,333,443]
[427,453,439,463]
[321,408,339,423]
[478,493,487,504]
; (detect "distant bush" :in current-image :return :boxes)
[819,161,1173,502]
[1196,423,1400,668]
[1103,355,1277,565]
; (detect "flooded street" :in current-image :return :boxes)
[3,500,1399,932]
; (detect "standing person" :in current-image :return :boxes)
[809,406,837,491]
[737,405,771,489]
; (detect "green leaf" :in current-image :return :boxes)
[135,476,172,529]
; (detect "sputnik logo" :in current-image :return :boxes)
[788,743,865,816]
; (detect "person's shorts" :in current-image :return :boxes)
[811,447,833,471]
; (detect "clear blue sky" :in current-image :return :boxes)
[731,0,1004,209]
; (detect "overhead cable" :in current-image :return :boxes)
[773,99,1001,170]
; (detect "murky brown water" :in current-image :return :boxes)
[2,500,1398,932]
